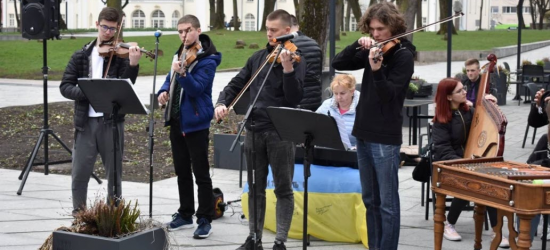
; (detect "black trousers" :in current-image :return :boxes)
[447,198,497,228]
[169,121,214,222]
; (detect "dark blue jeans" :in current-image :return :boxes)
[356,139,401,250]
[244,129,295,242]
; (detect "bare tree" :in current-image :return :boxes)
[260,0,276,31]
[417,0,423,29]
[530,0,550,29]
[345,0,352,31]
[293,0,301,21]
[335,0,343,40]
[478,0,484,30]
[13,0,20,29]
[207,0,224,30]
[101,0,129,9]
[518,0,526,28]
[529,0,538,29]
[300,0,330,66]
[58,0,67,30]
[232,0,240,31]
[402,0,419,42]
[209,0,216,28]
[437,0,457,35]
[348,0,363,25]
[0,0,3,32]
[215,0,224,29]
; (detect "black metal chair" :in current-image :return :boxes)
[522,83,545,148]
[519,65,546,106]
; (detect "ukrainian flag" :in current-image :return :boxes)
[242,163,368,247]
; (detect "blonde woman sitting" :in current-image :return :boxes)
[316,74,360,148]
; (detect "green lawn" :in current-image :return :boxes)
[0,29,548,80]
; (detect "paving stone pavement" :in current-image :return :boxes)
[1,45,550,249]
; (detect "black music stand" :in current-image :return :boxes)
[78,78,148,202]
[266,107,345,250]
[233,91,250,188]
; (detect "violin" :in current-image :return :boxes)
[357,39,400,63]
[98,39,156,61]
[267,40,301,63]
[179,41,202,77]
[355,12,464,63]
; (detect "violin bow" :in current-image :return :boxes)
[357,12,464,50]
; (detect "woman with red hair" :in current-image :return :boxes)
[432,78,508,248]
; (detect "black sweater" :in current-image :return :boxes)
[332,39,415,145]
[216,44,305,132]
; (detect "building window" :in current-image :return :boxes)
[186,0,193,2]
[132,10,145,28]
[152,10,165,28]
[491,6,498,14]
[172,11,180,28]
[422,17,427,26]
[151,10,164,28]
[475,19,480,27]
[523,7,531,13]
[247,0,253,2]
[350,18,357,31]
[9,14,15,27]
[502,6,517,14]
[244,13,255,31]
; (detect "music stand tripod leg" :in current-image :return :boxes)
[302,133,313,249]
[48,129,102,184]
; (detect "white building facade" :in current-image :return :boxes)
[2,0,295,31]
[2,0,537,32]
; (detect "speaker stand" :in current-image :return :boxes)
[17,39,102,195]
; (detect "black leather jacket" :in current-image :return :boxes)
[59,39,139,131]
[432,108,474,161]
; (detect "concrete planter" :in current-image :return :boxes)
[52,227,166,250]
[213,133,246,170]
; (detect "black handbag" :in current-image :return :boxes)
[412,155,431,183]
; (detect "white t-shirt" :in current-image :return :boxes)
[88,45,104,117]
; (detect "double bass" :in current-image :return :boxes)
[463,54,508,158]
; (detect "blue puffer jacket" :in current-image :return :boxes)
[158,34,221,133]
[315,90,361,146]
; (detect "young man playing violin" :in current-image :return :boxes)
[215,9,305,250]
[332,2,415,250]
[157,14,221,239]
[59,7,143,216]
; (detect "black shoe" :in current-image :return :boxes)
[273,241,286,250]
[236,236,263,250]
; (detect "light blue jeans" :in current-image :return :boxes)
[356,139,401,250]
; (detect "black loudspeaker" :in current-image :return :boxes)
[21,0,59,39]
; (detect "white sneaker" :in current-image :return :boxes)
[492,233,510,248]
[444,223,462,241]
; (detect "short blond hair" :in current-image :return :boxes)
[331,74,356,92]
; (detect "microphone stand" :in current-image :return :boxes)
[230,43,285,250]
[147,31,161,218]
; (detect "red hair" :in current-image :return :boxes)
[432,78,470,124]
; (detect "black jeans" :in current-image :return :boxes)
[244,129,295,242]
[169,121,214,222]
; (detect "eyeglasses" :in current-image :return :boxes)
[453,87,467,94]
[99,25,117,33]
